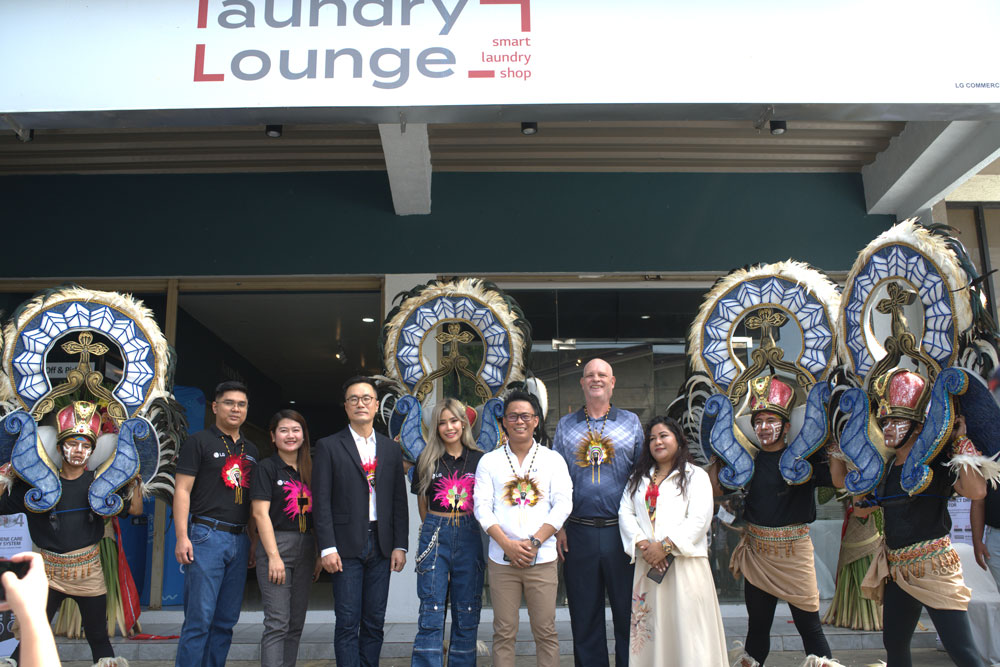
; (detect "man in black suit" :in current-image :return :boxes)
[313,376,408,667]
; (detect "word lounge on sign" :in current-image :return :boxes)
[194,0,489,89]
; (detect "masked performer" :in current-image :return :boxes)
[830,219,1000,667]
[0,402,142,665]
[0,287,181,667]
[687,262,841,667]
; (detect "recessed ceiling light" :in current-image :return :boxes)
[362,317,375,323]
[640,315,651,320]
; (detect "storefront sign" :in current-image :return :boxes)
[2,0,999,113]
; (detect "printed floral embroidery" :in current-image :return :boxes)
[282,479,312,533]
[434,471,475,523]
[221,453,251,503]
[630,589,653,654]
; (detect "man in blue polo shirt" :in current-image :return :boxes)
[554,358,643,667]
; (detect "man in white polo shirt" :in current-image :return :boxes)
[474,390,573,667]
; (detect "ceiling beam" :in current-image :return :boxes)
[862,121,1000,219]
[378,122,431,215]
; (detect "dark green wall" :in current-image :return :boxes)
[0,172,893,277]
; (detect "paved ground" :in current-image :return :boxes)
[61,650,958,666]
[47,606,959,666]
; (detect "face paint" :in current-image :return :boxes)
[752,412,785,448]
[60,436,94,467]
[881,418,913,449]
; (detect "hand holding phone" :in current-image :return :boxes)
[644,553,675,584]
[0,558,31,602]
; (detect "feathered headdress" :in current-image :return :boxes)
[688,261,841,489]
[835,219,1000,495]
[0,285,183,513]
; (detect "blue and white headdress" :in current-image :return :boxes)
[0,286,183,515]
[375,278,533,470]
[688,261,841,490]
[834,219,1000,495]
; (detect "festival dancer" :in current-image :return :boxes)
[684,261,842,667]
[712,377,834,666]
[830,219,1000,667]
[832,370,987,666]
[0,402,142,666]
[0,287,182,667]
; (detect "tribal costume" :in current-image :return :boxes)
[0,287,181,667]
[687,262,840,667]
[833,219,1000,667]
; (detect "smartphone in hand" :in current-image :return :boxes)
[0,559,31,602]
[644,553,675,584]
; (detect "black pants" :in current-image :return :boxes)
[12,588,114,663]
[883,580,983,666]
[563,522,634,667]
[744,579,831,664]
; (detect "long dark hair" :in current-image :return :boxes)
[627,416,695,498]
[269,409,312,488]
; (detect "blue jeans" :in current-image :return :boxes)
[411,514,485,667]
[332,527,391,667]
[175,521,250,667]
[984,526,1000,590]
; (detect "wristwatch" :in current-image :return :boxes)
[529,535,542,549]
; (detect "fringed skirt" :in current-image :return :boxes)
[41,543,106,597]
[861,535,969,611]
[730,523,820,613]
[822,510,884,630]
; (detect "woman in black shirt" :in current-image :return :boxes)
[250,409,318,667]
[410,398,485,667]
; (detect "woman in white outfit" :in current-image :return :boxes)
[619,416,728,667]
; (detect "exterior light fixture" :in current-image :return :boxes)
[265,124,283,138]
[640,315,651,320]
[769,120,787,135]
[362,317,375,323]
[521,121,538,136]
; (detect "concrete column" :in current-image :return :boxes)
[382,273,436,623]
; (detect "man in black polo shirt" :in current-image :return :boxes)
[173,380,259,667]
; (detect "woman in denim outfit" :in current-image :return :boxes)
[410,398,486,667]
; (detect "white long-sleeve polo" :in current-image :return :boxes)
[474,441,573,565]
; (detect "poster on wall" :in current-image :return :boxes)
[949,497,973,547]
[2,0,1000,113]
[0,514,32,657]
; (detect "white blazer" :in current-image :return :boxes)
[618,464,714,562]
